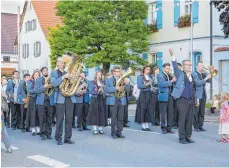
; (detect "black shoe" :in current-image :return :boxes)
[64,139,75,144]
[83,127,90,131]
[111,135,118,139]
[32,132,36,136]
[142,128,147,131]
[72,125,76,128]
[77,125,80,128]
[194,128,201,132]
[78,127,83,131]
[167,130,175,134]
[186,138,195,143]
[98,130,104,134]
[179,139,189,144]
[26,128,31,132]
[199,127,207,132]
[145,128,151,131]
[47,136,53,140]
[155,123,160,126]
[41,135,47,140]
[162,130,167,134]
[37,132,41,135]
[116,134,125,138]
[123,124,130,128]
[21,129,26,133]
[57,141,63,145]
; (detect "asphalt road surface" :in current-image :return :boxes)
[2,116,229,167]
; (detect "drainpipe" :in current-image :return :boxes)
[17,6,20,77]
[210,1,213,99]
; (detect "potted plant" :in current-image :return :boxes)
[178,14,191,28]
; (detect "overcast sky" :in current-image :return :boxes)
[1,0,25,14]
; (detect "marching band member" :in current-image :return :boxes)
[105,73,112,125]
[34,67,54,140]
[192,62,212,132]
[170,49,196,144]
[51,57,76,145]
[151,66,160,126]
[135,65,154,131]
[105,66,129,139]
[158,63,176,134]
[75,72,90,131]
[28,71,40,136]
[6,71,22,130]
[17,73,31,133]
[87,71,107,135]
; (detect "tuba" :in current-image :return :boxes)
[59,53,85,97]
[44,76,54,97]
[115,67,134,99]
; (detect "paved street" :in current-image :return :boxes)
[2,115,229,167]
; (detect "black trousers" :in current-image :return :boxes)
[123,102,128,125]
[155,100,160,125]
[52,106,56,124]
[193,95,206,129]
[173,99,178,127]
[177,98,194,140]
[20,104,27,129]
[55,98,74,141]
[72,104,76,127]
[38,105,53,137]
[10,102,20,128]
[159,96,173,131]
[76,103,89,128]
[28,97,38,127]
[151,94,158,125]
[110,99,124,136]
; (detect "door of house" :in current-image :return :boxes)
[221,60,229,93]
[193,52,202,71]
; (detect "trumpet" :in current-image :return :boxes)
[203,65,218,77]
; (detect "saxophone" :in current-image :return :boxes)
[76,78,88,95]
[115,67,134,98]
[44,76,54,96]
[59,53,85,97]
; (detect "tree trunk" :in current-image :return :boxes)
[102,62,110,78]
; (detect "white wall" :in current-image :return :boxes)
[19,1,51,76]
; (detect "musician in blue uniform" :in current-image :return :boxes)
[192,62,212,132]
[135,65,154,131]
[87,71,107,135]
[75,72,90,131]
[6,71,22,130]
[28,71,40,136]
[158,63,176,134]
[34,67,55,140]
[17,73,31,133]
[105,66,128,139]
[51,56,76,145]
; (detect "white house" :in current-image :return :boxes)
[144,0,229,98]
[1,13,19,76]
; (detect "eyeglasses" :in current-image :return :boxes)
[184,64,192,66]
[114,71,121,73]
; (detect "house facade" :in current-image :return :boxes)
[145,0,229,98]
[1,13,19,76]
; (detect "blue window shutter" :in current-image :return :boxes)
[156,0,163,29]
[156,52,163,71]
[85,67,88,76]
[143,18,148,25]
[143,53,148,61]
[192,1,199,24]
[174,0,180,26]
[95,66,100,71]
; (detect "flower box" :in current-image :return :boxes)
[178,14,191,28]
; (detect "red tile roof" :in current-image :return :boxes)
[214,47,229,52]
[32,0,62,37]
[1,13,18,54]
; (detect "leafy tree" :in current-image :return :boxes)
[48,1,150,74]
[212,0,229,38]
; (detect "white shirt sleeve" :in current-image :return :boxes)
[171,55,176,61]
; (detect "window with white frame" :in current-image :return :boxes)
[184,0,192,15]
[150,3,157,25]
[22,44,29,58]
[32,20,36,30]
[34,41,41,57]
